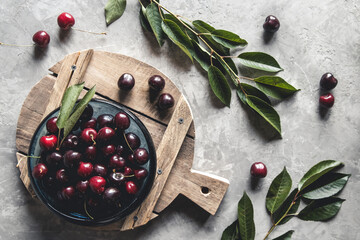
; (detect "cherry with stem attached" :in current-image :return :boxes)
[58,12,106,35]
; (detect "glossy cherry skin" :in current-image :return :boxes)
[97,114,114,128]
[134,148,149,165]
[103,187,121,205]
[32,31,50,47]
[263,15,280,33]
[125,132,140,150]
[320,73,338,90]
[126,181,138,195]
[134,168,148,180]
[114,112,130,131]
[319,93,335,108]
[84,145,97,161]
[118,73,135,90]
[76,180,89,194]
[89,176,106,194]
[39,135,57,152]
[148,75,165,91]
[127,154,135,164]
[61,186,75,200]
[250,162,267,178]
[116,145,124,156]
[109,155,125,170]
[62,134,79,150]
[102,144,116,157]
[63,150,82,168]
[56,168,69,184]
[158,93,175,110]
[108,172,125,186]
[81,117,97,130]
[32,163,48,179]
[46,117,59,134]
[97,127,115,143]
[77,162,93,178]
[45,151,63,167]
[124,166,133,176]
[57,12,75,30]
[93,164,107,177]
[80,104,93,121]
[81,128,97,145]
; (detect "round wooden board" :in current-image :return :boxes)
[16,49,229,230]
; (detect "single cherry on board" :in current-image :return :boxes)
[148,75,165,91]
[250,162,267,178]
[158,93,175,110]
[118,73,135,91]
[319,93,335,108]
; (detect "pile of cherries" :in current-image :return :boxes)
[31,104,150,218]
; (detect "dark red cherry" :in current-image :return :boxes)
[97,127,115,143]
[148,75,165,91]
[57,12,75,30]
[56,168,69,184]
[32,163,48,179]
[63,150,82,168]
[126,181,138,195]
[77,162,93,178]
[103,187,121,205]
[84,145,97,161]
[45,151,62,166]
[250,162,267,178]
[124,166,133,176]
[116,145,124,156]
[108,172,125,186]
[61,186,75,200]
[43,175,56,189]
[81,117,97,130]
[32,31,50,47]
[81,128,97,145]
[114,112,130,131]
[263,15,280,33]
[93,164,107,177]
[319,93,335,108]
[320,73,338,90]
[80,104,93,121]
[76,180,89,194]
[109,155,125,170]
[102,144,116,157]
[127,154,135,164]
[125,132,140,150]
[89,176,106,194]
[158,93,175,110]
[97,114,114,128]
[46,117,59,134]
[134,148,149,165]
[118,73,135,90]
[134,168,148,180]
[39,135,57,152]
[62,134,79,150]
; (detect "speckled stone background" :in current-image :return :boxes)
[1,0,359,239]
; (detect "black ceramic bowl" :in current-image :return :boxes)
[28,99,156,225]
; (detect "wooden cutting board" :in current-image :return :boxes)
[15,49,229,230]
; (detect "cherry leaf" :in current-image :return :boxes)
[105,0,126,26]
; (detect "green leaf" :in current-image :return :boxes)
[272,189,300,225]
[266,167,292,214]
[105,0,126,25]
[146,3,166,46]
[298,160,343,191]
[221,220,240,240]
[302,173,350,200]
[254,76,299,99]
[191,40,211,71]
[161,19,194,61]
[215,55,238,78]
[273,230,295,240]
[63,86,96,140]
[211,29,247,48]
[56,83,84,129]
[238,191,255,240]
[193,20,230,55]
[208,65,232,107]
[246,95,281,134]
[238,52,283,72]
[298,197,345,221]
[139,7,153,32]
[239,83,271,105]
[164,14,198,42]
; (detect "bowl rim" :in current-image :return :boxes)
[27,98,157,226]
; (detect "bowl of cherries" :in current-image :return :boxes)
[28,99,156,225]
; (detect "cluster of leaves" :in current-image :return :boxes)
[56,83,96,147]
[222,160,350,240]
[104,0,299,135]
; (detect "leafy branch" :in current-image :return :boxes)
[221,160,350,240]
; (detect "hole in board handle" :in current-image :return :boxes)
[201,186,210,195]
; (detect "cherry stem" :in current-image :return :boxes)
[90,134,96,145]
[83,200,94,220]
[0,42,34,47]
[72,28,106,35]
[16,155,41,167]
[123,132,134,153]
[124,174,135,178]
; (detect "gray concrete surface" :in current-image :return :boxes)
[1,0,359,239]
